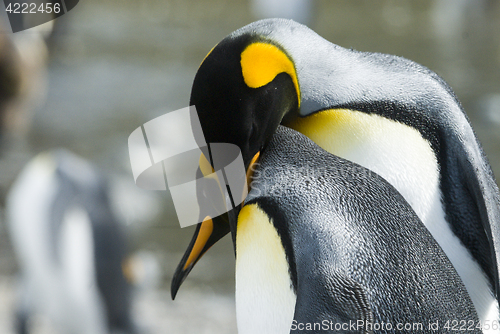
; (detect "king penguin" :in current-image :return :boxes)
[235,125,479,333]
[6,150,136,334]
[171,18,500,328]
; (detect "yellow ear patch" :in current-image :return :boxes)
[240,42,300,107]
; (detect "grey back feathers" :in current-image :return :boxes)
[246,126,479,332]
[235,18,500,299]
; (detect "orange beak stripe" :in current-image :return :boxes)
[183,216,214,270]
[199,153,215,177]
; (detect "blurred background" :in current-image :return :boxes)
[0,0,499,333]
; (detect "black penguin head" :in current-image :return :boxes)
[190,33,300,170]
[171,33,300,300]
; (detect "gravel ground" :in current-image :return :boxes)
[0,275,237,334]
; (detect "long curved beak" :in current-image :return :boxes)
[170,151,260,299]
[171,214,230,299]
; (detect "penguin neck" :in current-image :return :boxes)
[235,203,296,334]
[287,108,440,220]
[286,108,499,324]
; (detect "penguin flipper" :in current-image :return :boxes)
[292,267,373,334]
[459,151,500,297]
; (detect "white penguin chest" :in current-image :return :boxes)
[235,204,296,334]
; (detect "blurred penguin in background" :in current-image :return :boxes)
[0,7,62,151]
[6,150,136,334]
[0,7,139,334]
[0,19,23,143]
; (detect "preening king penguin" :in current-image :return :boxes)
[238,125,479,333]
[6,150,136,334]
[171,18,500,327]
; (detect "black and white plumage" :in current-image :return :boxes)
[172,18,500,329]
[6,150,135,334]
[236,126,479,333]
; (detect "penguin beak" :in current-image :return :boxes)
[171,153,230,299]
[170,151,260,299]
[171,214,231,299]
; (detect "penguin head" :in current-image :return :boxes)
[171,31,301,299]
[190,33,300,170]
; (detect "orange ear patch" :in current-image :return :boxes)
[240,42,300,107]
